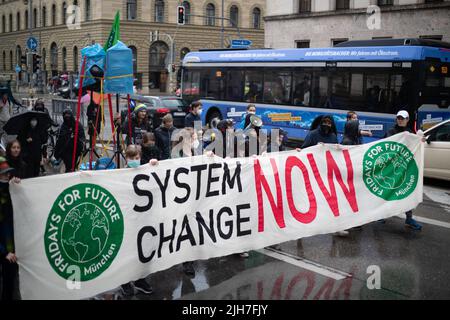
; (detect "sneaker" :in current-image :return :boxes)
[405,218,422,231]
[240,251,250,258]
[334,230,349,236]
[121,282,134,296]
[134,279,153,295]
[182,262,195,277]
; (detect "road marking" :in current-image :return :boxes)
[423,186,450,213]
[396,215,450,229]
[257,248,352,280]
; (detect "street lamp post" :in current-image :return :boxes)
[221,0,224,48]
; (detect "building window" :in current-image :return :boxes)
[17,12,20,31]
[182,1,191,24]
[9,14,12,32]
[2,51,5,71]
[62,2,67,25]
[296,40,310,48]
[73,46,78,72]
[420,35,443,40]
[62,47,67,71]
[377,0,393,6]
[180,47,190,60]
[127,0,137,20]
[85,0,91,21]
[50,42,58,72]
[155,0,165,23]
[205,3,215,26]
[33,8,37,28]
[336,0,349,10]
[149,41,169,92]
[10,50,13,70]
[299,0,311,13]
[332,38,348,46]
[52,4,56,26]
[2,15,5,33]
[42,6,46,27]
[16,46,22,65]
[252,7,261,29]
[229,5,239,27]
[25,10,28,29]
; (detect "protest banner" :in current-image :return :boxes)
[10,132,423,299]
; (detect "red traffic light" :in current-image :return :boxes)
[177,6,185,25]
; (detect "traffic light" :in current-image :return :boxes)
[33,54,41,73]
[177,6,185,25]
[20,55,27,67]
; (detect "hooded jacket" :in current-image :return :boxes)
[54,110,86,160]
[155,125,176,160]
[341,120,363,145]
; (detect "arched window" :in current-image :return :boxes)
[155,0,165,23]
[62,2,67,25]
[182,1,191,24]
[10,51,13,70]
[252,7,261,29]
[2,51,5,71]
[2,15,5,33]
[42,6,47,27]
[205,3,215,26]
[85,0,91,21]
[180,47,190,60]
[25,10,28,29]
[129,46,137,75]
[9,14,13,32]
[62,47,67,71]
[51,4,56,26]
[50,42,58,72]
[127,0,137,20]
[42,48,46,70]
[229,5,238,27]
[33,8,37,28]
[149,41,169,91]
[73,46,78,72]
[17,12,21,31]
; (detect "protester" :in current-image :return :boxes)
[141,132,161,164]
[0,93,13,141]
[301,115,338,149]
[267,128,287,153]
[0,157,20,300]
[54,109,86,173]
[243,104,257,130]
[345,111,373,143]
[155,114,176,160]
[184,101,202,129]
[17,117,48,178]
[120,145,154,296]
[382,110,423,231]
[122,104,152,145]
[341,120,362,146]
[5,140,28,179]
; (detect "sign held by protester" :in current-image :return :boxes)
[11,132,423,300]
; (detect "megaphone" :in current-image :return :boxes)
[243,114,263,136]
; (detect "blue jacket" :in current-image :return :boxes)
[301,127,338,149]
[184,112,201,128]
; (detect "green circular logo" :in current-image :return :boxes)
[45,184,124,281]
[363,141,418,201]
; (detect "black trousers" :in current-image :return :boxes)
[1,258,18,300]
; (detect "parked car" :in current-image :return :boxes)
[143,96,190,128]
[419,119,450,181]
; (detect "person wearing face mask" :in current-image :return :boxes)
[54,109,86,173]
[243,104,257,130]
[17,117,47,178]
[301,115,338,149]
[184,101,203,129]
[0,93,13,141]
[155,114,176,160]
[5,140,27,179]
[0,157,20,300]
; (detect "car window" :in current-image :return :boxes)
[162,99,185,108]
[434,123,450,142]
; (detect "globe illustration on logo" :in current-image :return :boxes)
[61,204,110,263]
[373,152,408,189]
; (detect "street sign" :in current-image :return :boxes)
[231,39,252,48]
[15,65,21,73]
[27,37,38,51]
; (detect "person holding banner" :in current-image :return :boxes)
[155,114,176,160]
[0,157,20,300]
[184,101,202,129]
[301,115,338,149]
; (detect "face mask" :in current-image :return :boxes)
[192,140,200,149]
[321,124,331,135]
[127,160,141,168]
[197,109,203,116]
[31,120,38,128]
[248,111,256,115]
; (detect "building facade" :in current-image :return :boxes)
[0,0,265,94]
[265,0,450,49]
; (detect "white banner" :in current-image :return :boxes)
[11,132,423,300]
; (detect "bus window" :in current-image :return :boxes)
[226,68,244,101]
[244,70,263,103]
[364,73,389,113]
[311,70,329,108]
[293,71,312,106]
[263,70,292,105]
[328,70,351,110]
[182,69,200,99]
[200,69,225,100]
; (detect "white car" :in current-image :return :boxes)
[421,119,450,181]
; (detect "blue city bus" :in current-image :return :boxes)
[181,38,450,144]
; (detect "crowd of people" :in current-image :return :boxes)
[0,95,425,300]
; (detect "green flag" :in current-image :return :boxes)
[104,11,120,51]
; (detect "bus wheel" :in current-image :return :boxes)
[207,110,222,129]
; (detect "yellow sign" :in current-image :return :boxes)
[430,66,435,72]
[268,113,301,122]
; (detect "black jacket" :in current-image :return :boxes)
[301,126,338,149]
[385,124,412,138]
[141,144,162,164]
[55,115,86,161]
[155,125,176,160]
[341,120,362,145]
[122,117,152,145]
[6,155,28,179]
[0,183,14,259]
[184,112,201,128]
